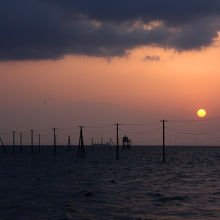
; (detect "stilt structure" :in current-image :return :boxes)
[77,126,85,158]
[122,135,132,150]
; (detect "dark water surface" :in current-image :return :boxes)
[0,145,220,219]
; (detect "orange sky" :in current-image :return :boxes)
[1,37,220,145]
[1,43,220,113]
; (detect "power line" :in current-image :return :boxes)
[167,125,220,133]
[121,121,158,126]
[120,127,161,135]
[85,124,113,129]
[167,127,220,135]
[169,116,220,123]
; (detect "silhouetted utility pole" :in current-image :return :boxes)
[53,128,56,157]
[20,133,22,152]
[114,123,120,160]
[77,126,85,158]
[0,136,7,153]
[110,138,112,150]
[160,120,168,163]
[30,130,34,154]
[12,131,15,152]
[67,136,71,152]
[38,134,41,152]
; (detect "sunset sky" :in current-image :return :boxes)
[1,1,220,146]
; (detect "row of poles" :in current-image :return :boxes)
[0,121,168,162]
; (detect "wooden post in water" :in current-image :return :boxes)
[53,128,56,157]
[91,137,94,151]
[30,130,34,154]
[12,131,15,152]
[67,136,71,152]
[38,134,41,152]
[160,120,168,163]
[20,133,22,152]
[114,123,120,160]
[77,126,85,158]
[66,136,69,151]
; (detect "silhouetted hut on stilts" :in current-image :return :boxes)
[122,135,131,150]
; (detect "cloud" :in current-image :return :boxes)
[0,0,220,60]
[143,56,160,61]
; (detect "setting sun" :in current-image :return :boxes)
[197,109,207,118]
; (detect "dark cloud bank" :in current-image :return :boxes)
[0,0,220,60]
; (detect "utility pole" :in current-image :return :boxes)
[0,136,7,153]
[91,137,94,151]
[12,131,15,152]
[114,123,120,160]
[30,130,34,154]
[77,125,85,158]
[160,120,168,163]
[20,133,22,152]
[53,128,56,157]
[38,134,41,152]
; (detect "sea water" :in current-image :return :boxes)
[0,145,220,219]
